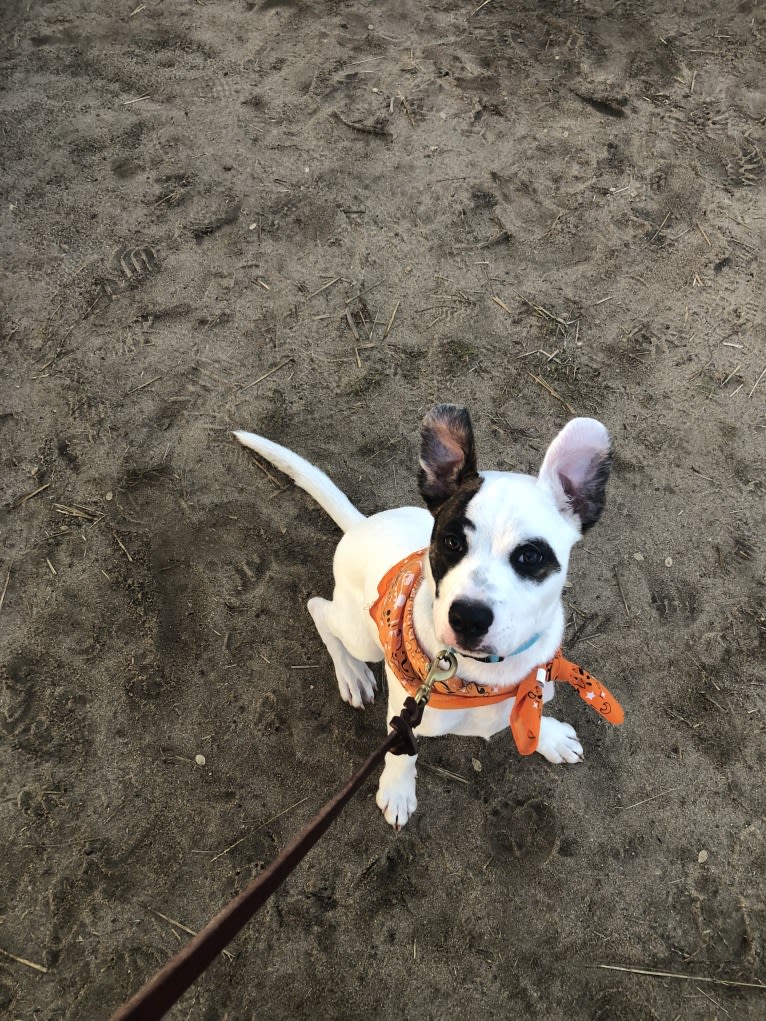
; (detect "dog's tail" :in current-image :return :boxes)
[233,430,365,533]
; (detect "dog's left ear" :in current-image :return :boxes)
[538,418,613,532]
[418,404,479,513]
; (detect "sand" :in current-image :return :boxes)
[1,1,765,1018]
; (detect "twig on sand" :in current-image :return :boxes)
[594,963,766,991]
[515,291,576,332]
[647,211,670,244]
[383,300,400,339]
[613,568,630,617]
[618,786,682,810]
[11,483,50,509]
[306,278,340,301]
[332,111,392,139]
[247,456,283,489]
[748,365,766,397]
[147,909,234,962]
[37,291,104,373]
[209,796,309,863]
[696,984,731,1016]
[345,280,385,305]
[148,908,198,938]
[0,946,48,973]
[419,762,469,785]
[719,364,741,388]
[0,561,11,614]
[53,503,102,522]
[127,375,162,395]
[696,222,712,246]
[112,533,134,563]
[345,309,361,343]
[527,372,576,415]
[240,357,294,392]
[469,0,495,16]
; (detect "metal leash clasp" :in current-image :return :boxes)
[389,650,459,757]
[414,648,459,706]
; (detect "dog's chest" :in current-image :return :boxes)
[417,695,512,740]
[385,667,515,740]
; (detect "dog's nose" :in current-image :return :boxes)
[448,599,494,646]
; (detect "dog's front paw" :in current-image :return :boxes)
[336,662,377,709]
[376,773,417,830]
[536,717,584,764]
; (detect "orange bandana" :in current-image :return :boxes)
[369,549,624,755]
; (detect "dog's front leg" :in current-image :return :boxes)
[376,680,418,829]
[536,715,584,764]
[376,751,418,830]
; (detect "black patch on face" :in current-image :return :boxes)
[428,477,483,594]
[509,538,561,583]
[561,447,613,532]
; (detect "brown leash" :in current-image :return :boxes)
[108,652,457,1021]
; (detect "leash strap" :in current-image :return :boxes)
[108,692,432,1021]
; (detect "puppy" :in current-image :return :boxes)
[234,405,620,829]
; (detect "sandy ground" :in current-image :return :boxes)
[2,1,765,1019]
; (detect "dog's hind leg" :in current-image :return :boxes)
[308,594,379,709]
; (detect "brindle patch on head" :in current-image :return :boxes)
[428,476,484,594]
[418,404,478,513]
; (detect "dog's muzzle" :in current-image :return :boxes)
[447,598,494,649]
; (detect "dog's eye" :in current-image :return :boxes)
[516,544,543,567]
[510,539,560,581]
[442,533,465,554]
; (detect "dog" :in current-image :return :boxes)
[234,404,620,829]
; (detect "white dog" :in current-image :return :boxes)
[234,405,622,829]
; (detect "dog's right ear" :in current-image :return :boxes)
[418,404,478,513]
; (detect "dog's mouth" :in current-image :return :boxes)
[446,633,542,663]
[443,634,502,662]
[458,647,504,664]
[438,622,504,662]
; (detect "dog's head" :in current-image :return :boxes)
[418,404,612,660]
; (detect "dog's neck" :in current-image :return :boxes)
[411,553,565,689]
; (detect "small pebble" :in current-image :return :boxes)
[105,491,113,501]
[195,754,206,767]
[665,557,673,567]
[698,849,709,864]
[633,552,644,562]
[471,757,482,772]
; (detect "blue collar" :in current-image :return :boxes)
[509,631,542,657]
[458,631,542,665]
